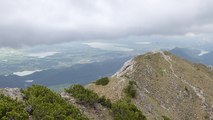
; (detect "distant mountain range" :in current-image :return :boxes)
[170,47,213,66]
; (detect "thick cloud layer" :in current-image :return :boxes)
[0,0,213,47]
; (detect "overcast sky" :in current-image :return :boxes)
[0,0,213,48]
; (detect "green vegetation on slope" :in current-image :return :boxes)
[98,96,112,108]
[0,94,28,120]
[65,84,99,105]
[66,84,147,120]
[162,115,171,120]
[0,84,147,120]
[95,77,109,86]
[124,81,137,98]
[22,85,88,120]
[65,84,112,108]
[112,100,147,120]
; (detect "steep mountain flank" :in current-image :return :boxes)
[87,51,213,120]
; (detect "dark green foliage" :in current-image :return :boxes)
[0,84,148,120]
[65,84,99,105]
[124,81,137,98]
[65,84,112,108]
[22,85,88,120]
[129,80,136,85]
[66,84,146,119]
[66,85,147,120]
[95,77,109,86]
[112,100,147,120]
[98,96,112,108]
[184,86,189,92]
[162,115,171,120]
[0,94,28,120]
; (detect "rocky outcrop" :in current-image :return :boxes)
[112,59,135,78]
[0,88,23,101]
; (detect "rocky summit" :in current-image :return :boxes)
[87,51,213,120]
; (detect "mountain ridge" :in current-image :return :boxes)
[87,51,213,120]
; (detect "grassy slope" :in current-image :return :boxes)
[87,51,213,120]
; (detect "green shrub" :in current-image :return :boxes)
[162,115,171,120]
[0,84,149,120]
[129,80,136,85]
[124,81,137,98]
[0,94,28,120]
[66,84,147,120]
[95,77,109,86]
[22,85,88,120]
[98,96,112,108]
[112,100,146,120]
[65,84,112,108]
[65,84,99,105]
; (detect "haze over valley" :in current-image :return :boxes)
[0,1,213,120]
[0,38,212,89]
